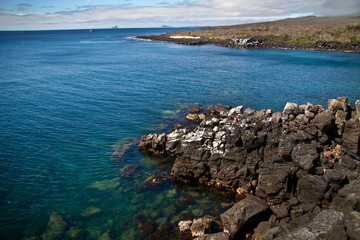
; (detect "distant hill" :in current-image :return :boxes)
[174,16,360,44]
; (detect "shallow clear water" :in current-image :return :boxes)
[0,28,359,239]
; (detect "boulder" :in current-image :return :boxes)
[283,210,346,240]
[356,100,360,120]
[190,218,215,237]
[255,163,296,204]
[194,232,230,240]
[291,143,318,172]
[178,220,193,232]
[228,106,244,117]
[186,113,201,122]
[342,118,360,155]
[220,195,269,238]
[296,173,328,204]
[283,102,300,115]
[189,107,203,113]
[312,110,335,134]
[346,211,360,240]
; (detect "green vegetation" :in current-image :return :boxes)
[176,16,360,44]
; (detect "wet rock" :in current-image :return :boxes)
[194,232,230,240]
[137,220,155,237]
[139,133,167,155]
[41,212,67,240]
[119,164,140,178]
[189,107,203,113]
[281,210,346,240]
[190,218,215,237]
[142,173,171,188]
[186,113,202,123]
[111,138,138,162]
[220,195,269,238]
[179,220,192,232]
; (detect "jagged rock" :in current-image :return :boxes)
[330,179,360,213]
[356,100,360,120]
[256,163,296,204]
[280,210,346,240]
[194,232,230,240]
[296,173,328,204]
[186,113,202,122]
[179,220,193,232]
[220,195,269,238]
[342,117,360,155]
[291,143,318,172]
[138,98,360,240]
[190,218,215,237]
[346,211,360,240]
[189,107,203,113]
[283,102,300,115]
[228,106,244,117]
[312,110,335,134]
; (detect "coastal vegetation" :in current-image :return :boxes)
[173,16,360,44]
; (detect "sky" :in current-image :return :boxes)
[0,0,359,30]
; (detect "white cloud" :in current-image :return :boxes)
[0,0,358,30]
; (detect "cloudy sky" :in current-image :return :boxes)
[0,0,359,30]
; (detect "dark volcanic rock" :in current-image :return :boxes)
[139,97,360,239]
[279,210,346,240]
[220,195,269,238]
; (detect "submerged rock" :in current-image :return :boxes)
[89,178,120,191]
[141,173,171,188]
[81,205,101,217]
[118,164,140,178]
[41,212,67,240]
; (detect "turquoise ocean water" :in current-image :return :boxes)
[0,28,360,239]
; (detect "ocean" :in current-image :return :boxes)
[0,28,359,239]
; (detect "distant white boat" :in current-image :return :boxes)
[89,29,93,32]
[112,25,118,29]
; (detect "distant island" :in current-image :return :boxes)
[138,16,360,52]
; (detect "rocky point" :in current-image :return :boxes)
[139,97,360,239]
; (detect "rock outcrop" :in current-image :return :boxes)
[139,97,360,239]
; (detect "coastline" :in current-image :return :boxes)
[136,34,360,53]
[139,97,360,239]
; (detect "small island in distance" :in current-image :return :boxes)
[139,15,360,52]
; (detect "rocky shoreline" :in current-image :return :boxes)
[139,97,360,239]
[136,35,360,53]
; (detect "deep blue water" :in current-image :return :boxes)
[0,28,359,239]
